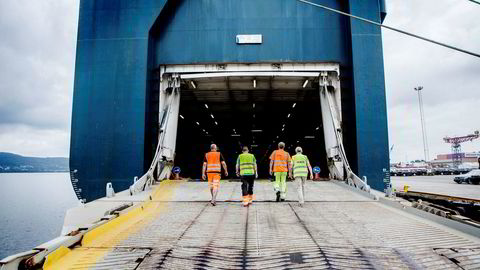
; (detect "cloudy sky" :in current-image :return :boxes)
[0,0,478,161]
[383,0,480,162]
[0,0,79,157]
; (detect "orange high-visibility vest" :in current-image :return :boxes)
[205,152,221,173]
[270,149,291,172]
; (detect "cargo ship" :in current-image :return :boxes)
[2,1,479,269]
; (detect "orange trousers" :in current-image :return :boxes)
[207,173,221,190]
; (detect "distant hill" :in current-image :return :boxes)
[0,152,68,173]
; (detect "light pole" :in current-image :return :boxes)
[414,86,429,162]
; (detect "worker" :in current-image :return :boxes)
[289,147,313,206]
[236,146,258,207]
[269,142,292,202]
[202,144,228,206]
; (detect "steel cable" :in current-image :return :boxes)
[297,0,480,58]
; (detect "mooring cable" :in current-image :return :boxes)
[297,0,480,58]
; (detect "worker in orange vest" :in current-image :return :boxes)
[269,142,292,202]
[202,144,228,206]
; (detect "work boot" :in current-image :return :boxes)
[280,198,285,202]
[248,195,253,205]
[276,191,281,202]
[243,196,249,207]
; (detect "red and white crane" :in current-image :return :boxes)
[443,130,480,167]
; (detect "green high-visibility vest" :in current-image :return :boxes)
[237,153,256,176]
[292,154,309,178]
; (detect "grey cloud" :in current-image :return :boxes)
[384,0,480,162]
[0,0,77,130]
[0,0,478,161]
[0,0,78,156]
[0,124,69,157]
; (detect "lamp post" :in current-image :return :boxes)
[414,86,429,162]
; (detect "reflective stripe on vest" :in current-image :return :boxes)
[292,154,309,177]
[238,153,255,176]
[206,152,221,173]
[272,150,290,172]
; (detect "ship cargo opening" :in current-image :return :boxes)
[153,63,346,180]
[175,75,329,179]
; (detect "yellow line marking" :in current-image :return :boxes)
[44,180,179,270]
[43,246,70,269]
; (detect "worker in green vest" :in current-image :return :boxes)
[289,146,313,206]
[236,146,258,207]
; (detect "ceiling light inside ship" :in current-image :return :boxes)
[303,80,309,88]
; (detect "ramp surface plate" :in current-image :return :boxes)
[48,180,480,269]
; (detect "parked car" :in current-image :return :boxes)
[451,167,469,175]
[413,168,427,176]
[389,167,398,176]
[457,167,472,174]
[435,167,452,175]
[397,168,413,176]
[454,169,480,184]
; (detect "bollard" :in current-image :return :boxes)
[106,182,115,198]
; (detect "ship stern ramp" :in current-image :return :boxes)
[2,180,480,269]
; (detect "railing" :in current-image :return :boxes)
[320,74,371,193]
[129,85,179,196]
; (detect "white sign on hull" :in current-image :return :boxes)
[236,34,262,44]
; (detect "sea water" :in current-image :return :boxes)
[0,173,77,259]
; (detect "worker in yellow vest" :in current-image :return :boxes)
[269,142,292,202]
[289,146,313,206]
[236,146,258,207]
[202,144,228,206]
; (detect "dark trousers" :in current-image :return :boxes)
[241,175,255,196]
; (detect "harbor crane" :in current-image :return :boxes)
[443,130,480,167]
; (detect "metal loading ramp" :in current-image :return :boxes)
[46,181,480,270]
